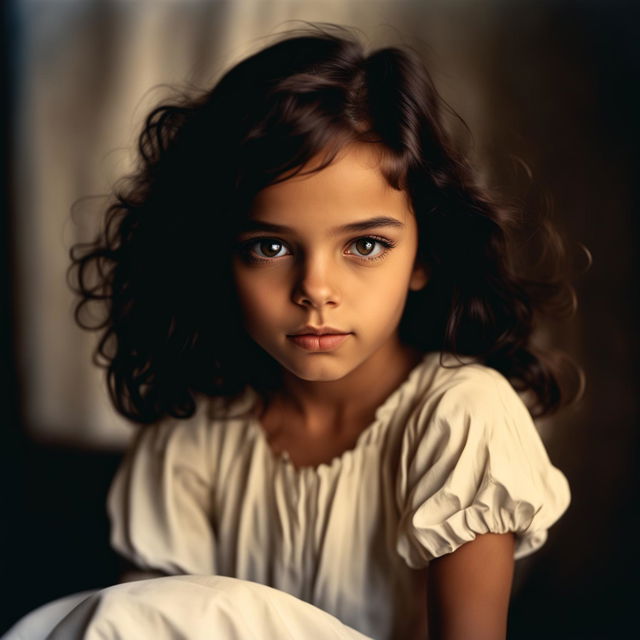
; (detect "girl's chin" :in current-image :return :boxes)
[276,356,357,383]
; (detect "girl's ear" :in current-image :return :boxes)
[409,260,429,291]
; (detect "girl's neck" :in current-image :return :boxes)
[270,340,424,434]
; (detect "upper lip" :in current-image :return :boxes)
[288,326,350,336]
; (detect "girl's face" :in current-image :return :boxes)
[232,143,427,384]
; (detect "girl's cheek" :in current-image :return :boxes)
[237,278,283,311]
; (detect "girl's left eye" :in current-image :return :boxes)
[346,236,395,260]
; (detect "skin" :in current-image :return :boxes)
[228,142,516,638]
[427,533,516,640]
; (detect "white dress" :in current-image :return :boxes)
[97,351,570,640]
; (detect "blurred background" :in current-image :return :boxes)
[1,0,637,637]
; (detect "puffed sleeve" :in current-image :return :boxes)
[107,410,217,575]
[395,366,571,568]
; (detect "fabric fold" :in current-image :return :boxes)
[107,406,217,575]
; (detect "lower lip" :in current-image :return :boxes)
[287,333,351,351]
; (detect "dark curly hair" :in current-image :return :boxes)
[69,24,585,424]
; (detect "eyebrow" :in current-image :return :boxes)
[238,216,405,235]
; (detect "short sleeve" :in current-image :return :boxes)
[395,367,571,568]
[107,412,217,575]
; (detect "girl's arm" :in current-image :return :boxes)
[426,532,515,640]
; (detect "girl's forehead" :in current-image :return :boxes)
[249,143,413,225]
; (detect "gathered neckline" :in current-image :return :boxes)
[245,351,438,475]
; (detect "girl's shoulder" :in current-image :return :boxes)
[411,351,521,407]
[397,354,570,566]
[405,351,536,438]
[129,387,258,454]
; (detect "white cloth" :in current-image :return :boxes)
[2,591,96,640]
[45,576,373,640]
[2,578,372,640]
[107,351,571,640]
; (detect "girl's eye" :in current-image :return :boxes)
[243,238,291,261]
[346,236,395,260]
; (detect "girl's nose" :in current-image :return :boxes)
[291,255,340,309]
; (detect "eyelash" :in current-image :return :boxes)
[238,235,397,264]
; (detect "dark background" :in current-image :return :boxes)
[2,1,638,638]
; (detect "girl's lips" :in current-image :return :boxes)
[287,333,351,351]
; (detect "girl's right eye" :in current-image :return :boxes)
[241,238,291,261]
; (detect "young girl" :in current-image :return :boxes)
[58,24,577,640]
